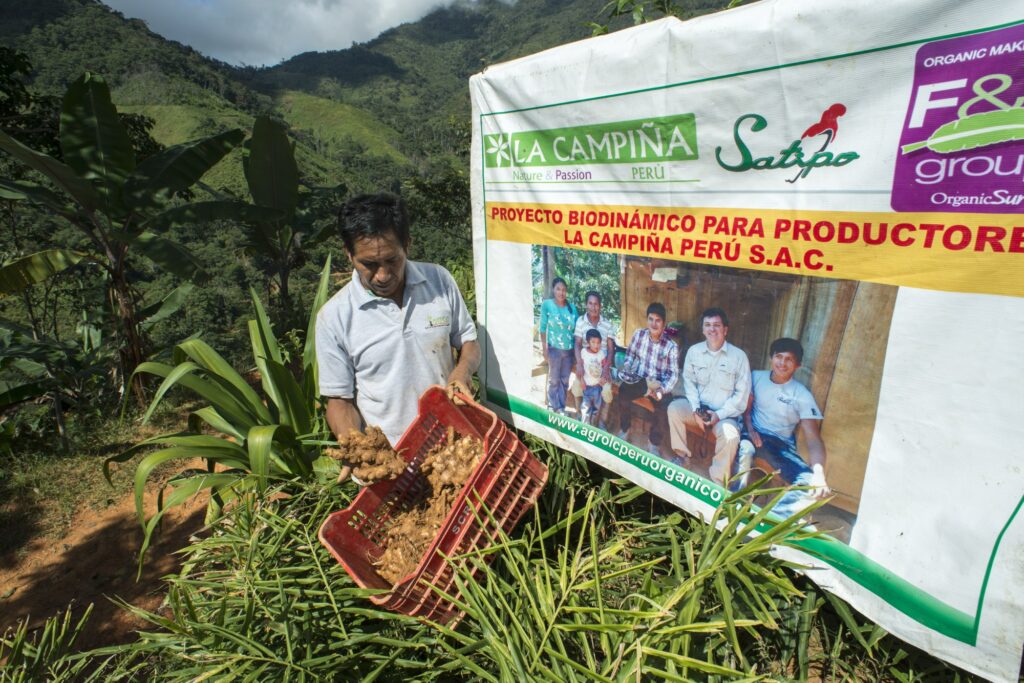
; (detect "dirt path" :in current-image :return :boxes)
[0,472,208,650]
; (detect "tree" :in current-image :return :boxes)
[590,0,741,35]
[239,116,343,328]
[0,73,248,403]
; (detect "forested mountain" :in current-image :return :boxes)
[258,0,719,159]
[0,0,405,195]
[0,0,724,441]
[1,0,724,171]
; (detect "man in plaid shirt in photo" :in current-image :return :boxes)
[618,302,679,454]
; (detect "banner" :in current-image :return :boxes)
[469,2,1024,680]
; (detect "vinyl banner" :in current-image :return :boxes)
[469,2,1024,680]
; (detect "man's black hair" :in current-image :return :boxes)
[585,290,601,304]
[647,302,667,322]
[585,328,602,342]
[701,307,729,327]
[770,337,804,364]
[337,192,410,253]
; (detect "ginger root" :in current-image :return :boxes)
[373,430,485,585]
[326,426,406,485]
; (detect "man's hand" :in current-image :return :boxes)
[446,371,472,405]
[750,430,763,449]
[809,463,831,498]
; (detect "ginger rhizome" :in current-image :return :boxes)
[374,428,484,585]
[326,426,406,484]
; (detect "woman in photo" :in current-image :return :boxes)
[539,277,577,414]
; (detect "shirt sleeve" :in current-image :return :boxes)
[798,386,824,421]
[626,329,642,362]
[315,306,355,398]
[607,320,619,344]
[573,315,585,339]
[442,267,477,348]
[682,345,700,410]
[661,341,680,394]
[715,350,751,421]
[539,299,550,334]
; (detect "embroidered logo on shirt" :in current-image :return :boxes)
[426,315,450,329]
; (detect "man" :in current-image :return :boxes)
[571,290,617,406]
[667,307,750,487]
[618,303,678,453]
[737,337,830,516]
[316,193,480,481]
[574,290,617,374]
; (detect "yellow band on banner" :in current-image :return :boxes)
[485,202,1024,298]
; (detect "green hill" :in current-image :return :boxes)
[0,0,409,193]
[258,0,723,156]
[274,90,405,163]
[0,0,730,196]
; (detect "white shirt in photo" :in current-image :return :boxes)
[749,369,822,442]
[580,347,606,386]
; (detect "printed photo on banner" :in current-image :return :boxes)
[532,245,897,543]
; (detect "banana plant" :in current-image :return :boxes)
[105,256,334,568]
[0,72,263,403]
[239,116,344,326]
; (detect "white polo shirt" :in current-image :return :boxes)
[316,260,477,445]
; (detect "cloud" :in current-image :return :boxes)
[102,0,487,66]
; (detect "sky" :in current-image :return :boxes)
[102,0,484,67]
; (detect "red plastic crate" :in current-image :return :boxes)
[318,385,548,623]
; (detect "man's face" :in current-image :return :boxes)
[587,336,602,353]
[348,232,408,300]
[647,313,665,340]
[586,295,601,320]
[770,351,800,383]
[702,315,727,350]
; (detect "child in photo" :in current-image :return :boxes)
[580,328,609,425]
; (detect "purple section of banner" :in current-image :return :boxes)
[891,24,1024,213]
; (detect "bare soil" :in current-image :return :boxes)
[0,462,208,650]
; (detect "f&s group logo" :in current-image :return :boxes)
[892,24,1024,213]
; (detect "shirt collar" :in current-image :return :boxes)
[702,340,731,355]
[354,260,424,309]
[645,329,669,345]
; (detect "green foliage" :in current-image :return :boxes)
[0,71,246,399]
[404,156,472,269]
[237,116,347,327]
[0,45,61,157]
[0,317,113,411]
[0,605,139,682]
[533,246,621,326]
[434,470,828,680]
[275,89,405,163]
[105,258,335,568]
[108,481,447,681]
[592,0,743,34]
[35,445,979,681]
[0,248,83,295]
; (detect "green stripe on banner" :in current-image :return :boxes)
[487,388,979,644]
